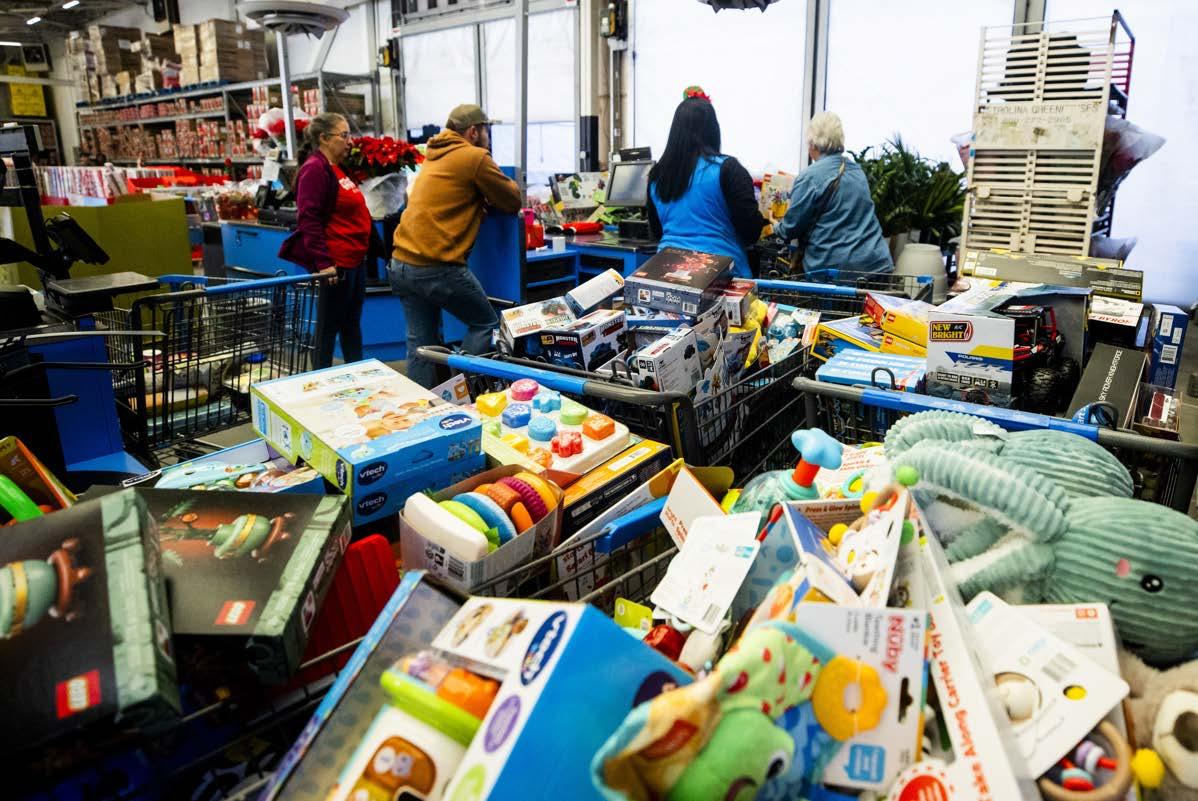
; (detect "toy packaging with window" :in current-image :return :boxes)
[250,360,484,526]
[137,488,351,684]
[127,438,325,495]
[0,489,179,752]
[925,311,1015,405]
[624,247,733,316]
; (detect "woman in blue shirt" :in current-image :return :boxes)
[774,112,892,280]
[646,91,766,279]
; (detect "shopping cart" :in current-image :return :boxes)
[421,273,930,482]
[793,376,1198,513]
[94,273,325,466]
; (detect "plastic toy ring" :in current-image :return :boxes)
[478,483,536,534]
[497,477,550,523]
[840,470,867,499]
[513,472,557,512]
[454,492,518,545]
[811,656,888,741]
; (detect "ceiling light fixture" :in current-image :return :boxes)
[63,0,81,8]
[26,16,42,24]
[0,41,22,47]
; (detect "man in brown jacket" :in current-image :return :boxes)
[390,103,522,387]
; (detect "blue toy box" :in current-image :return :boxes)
[1148,304,1188,389]
[259,574,690,801]
[250,360,484,527]
[816,350,926,392]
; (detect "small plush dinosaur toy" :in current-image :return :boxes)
[883,410,1198,666]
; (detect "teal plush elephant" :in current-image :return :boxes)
[884,411,1198,667]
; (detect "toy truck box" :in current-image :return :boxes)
[498,298,577,358]
[624,247,733,316]
[1148,304,1188,389]
[631,328,703,393]
[926,312,1015,407]
[251,360,485,527]
[0,489,179,753]
[138,489,352,685]
[539,308,627,372]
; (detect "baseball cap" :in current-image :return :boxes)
[446,104,496,132]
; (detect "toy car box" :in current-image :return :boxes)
[124,438,327,495]
[250,360,485,527]
[631,328,703,393]
[1089,296,1148,349]
[498,298,577,358]
[863,291,937,346]
[539,308,627,372]
[816,350,926,392]
[566,268,624,316]
[1148,304,1188,389]
[259,575,690,801]
[399,465,563,595]
[1067,342,1147,428]
[926,311,1015,406]
[624,247,732,316]
[138,489,352,684]
[0,435,76,524]
[0,489,179,753]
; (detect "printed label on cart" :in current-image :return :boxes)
[56,670,101,719]
[215,600,256,626]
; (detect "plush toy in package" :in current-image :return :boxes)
[0,489,179,753]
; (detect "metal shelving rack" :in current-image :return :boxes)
[73,70,379,168]
[962,11,1135,256]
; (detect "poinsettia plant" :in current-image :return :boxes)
[343,136,424,183]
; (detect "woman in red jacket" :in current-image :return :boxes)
[280,112,371,369]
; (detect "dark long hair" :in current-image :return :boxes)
[648,98,722,204]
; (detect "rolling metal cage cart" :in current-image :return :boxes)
[93,273,325,466]
[794,377,1198,513]
[422,274,931,484]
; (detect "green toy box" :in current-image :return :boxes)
[0,489,179,752]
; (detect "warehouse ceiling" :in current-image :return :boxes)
[0,1,142,42]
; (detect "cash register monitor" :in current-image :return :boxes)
[605,160,653,208]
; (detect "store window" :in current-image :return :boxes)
[1044,0,1198,304]
[631,1,808,175]
[402,26,478,134]
[483,9,578,185]
[825,0,1014,165]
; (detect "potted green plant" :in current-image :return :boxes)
[852,137,966,260]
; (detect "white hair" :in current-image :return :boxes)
[808,112,845,155]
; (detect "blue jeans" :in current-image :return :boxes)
[388,259,498,388]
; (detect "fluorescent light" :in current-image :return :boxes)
[63,0,81,8]
[26,16,42,24]
[0,41,21,47]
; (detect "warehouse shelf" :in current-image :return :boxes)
[78,109,229,130]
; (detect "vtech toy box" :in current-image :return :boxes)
[250,360,484,526]
[624,247,732,316]
[0,489,179,753]
[139,489,352,684]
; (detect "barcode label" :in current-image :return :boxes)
[976,266,997,276]
[1042,652,1076,683]
[1162,344,1179,365]
[447,556,465,580]
[683,302,698,314]
[702,603,722,626]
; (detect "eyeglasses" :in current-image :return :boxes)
[325,131,350,140]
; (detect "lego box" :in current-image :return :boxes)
[624,247,732,316]
[0,489,179,753]
[863,291,936,346]
[251,361,484,526]
[631,328,703,393]
[139,489,352,684]
[538,308,627,371]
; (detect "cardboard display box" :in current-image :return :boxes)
[1068,343,1147,427]
[0,489,179,752]
[624,247,732,316]
[139,489,351,684]
[251,360,484,526]
[1148,304,1188,390]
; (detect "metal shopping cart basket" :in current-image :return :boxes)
[94,273,325,466]
[793,377,1198,512]
[421,273,930,483]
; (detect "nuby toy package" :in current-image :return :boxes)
[251,360,484,526]
[138,489,351,684]
[0,489,179,753]
[472,378,631,479]
[538,308,627,372]
[624,247,733,316]
[631,328,703,393]
[129,438,325,495]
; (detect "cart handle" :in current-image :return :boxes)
[156,272,329,295]
[753,278,860,298]
[595,497,668,554]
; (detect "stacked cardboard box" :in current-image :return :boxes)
[197,20,268,84]
[89,25,142,76]
[131,32,179,93]
[172,23,200,87]
[67,32,100,104]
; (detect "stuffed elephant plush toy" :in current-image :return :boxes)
[882,410,1198,667]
